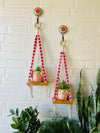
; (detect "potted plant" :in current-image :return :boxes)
[32,66,43,82]
[57,79,69,100]
[9,107,40,133]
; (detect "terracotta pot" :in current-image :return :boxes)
[57,89,68,100]
[32,71,43,82]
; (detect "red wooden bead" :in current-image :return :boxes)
[34,44,36,46]
[64,65,67,67]
[56,80,58,82]
[63,55,65,58]
[44,79,47,81]
[69,97,72,100]
[40,50,42,52]
[28,76,31,78]
[58,71,60,73]
[33,47,36,49]
[54,93,56,95]
[60,58,62,61]
[42,63,44,65]
[36,35,38,37]
[41,57,43,59]
[44,76,46,78]
[35,38,37,40]
[31,59,34,62]
[55,87,57,89]
[37,35,40,37]
[33,50,35,52]
[56,83,58,86]
[54,96,56,99]
[60,52,63,54]
[67,83,70,86]
[39,44,41,46]
[29,72,31,75]
[66,74,68,76]
[55,90,57,92]
[65,68,67,70]
[66,77,68,79]
[38,38,40,40]
[29,69,32,71]
[58,68,60,70]
[34,41,37,43]
[38,41,41,43]
[42,69,45,71]
[69,93,71,96]
[28,79,30,81]
[68,90,71,92]
[57,77,59,79]
[42,66,44,68]
[65,71,68,73]
[59,61,61,64]
[40,53,42,56]
[41,60,43,62]
[39,47,42,49]
[43,72,45,75]
[30,66,32,68]
[67,80,69,82]
[57,74,59,76]
[31,63,33,65]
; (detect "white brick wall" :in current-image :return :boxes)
[0,0,100,132]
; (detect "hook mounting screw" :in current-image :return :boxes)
[34,7,42,17]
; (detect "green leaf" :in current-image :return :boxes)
[10,109,15,115]
[16,108,19,116]
[11,124,18,129]
[12,117,18,124]
[20,121,29,131]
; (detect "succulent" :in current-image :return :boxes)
[57,79,69,90]
[35,66,42,71]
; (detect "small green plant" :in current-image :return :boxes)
[57,79,69,90]
[35,66,42,71]
[9,107,40,133]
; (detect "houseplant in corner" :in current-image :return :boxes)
[9,106,40,133]
[57,79,69,100]
[32,66,43,82]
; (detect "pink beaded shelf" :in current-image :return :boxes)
[27,35,48,85]
[52,51,73,104]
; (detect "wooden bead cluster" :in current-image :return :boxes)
[28,35,47,82]
[53,52,72,101]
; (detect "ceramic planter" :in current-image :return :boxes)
[57,89,68,100]
[32,71,43,82]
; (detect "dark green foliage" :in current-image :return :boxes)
[38,118,79,133]
[35,66,42,71]
[57,79,69,90]
[76,69,100,133]
[9,107,40,133]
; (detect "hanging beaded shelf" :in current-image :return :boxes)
[52,25,73,104]
[27,7,48,86]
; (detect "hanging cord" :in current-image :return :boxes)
[34,16,41,35]
[60,34,66,52]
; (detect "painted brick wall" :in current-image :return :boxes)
[0,0,100,132]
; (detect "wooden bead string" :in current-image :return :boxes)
[53,52,72,101]
[28,35,37,82]
[28,35,47,82]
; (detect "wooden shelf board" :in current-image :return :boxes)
[52,99,73,104]
[27,81,48,86]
